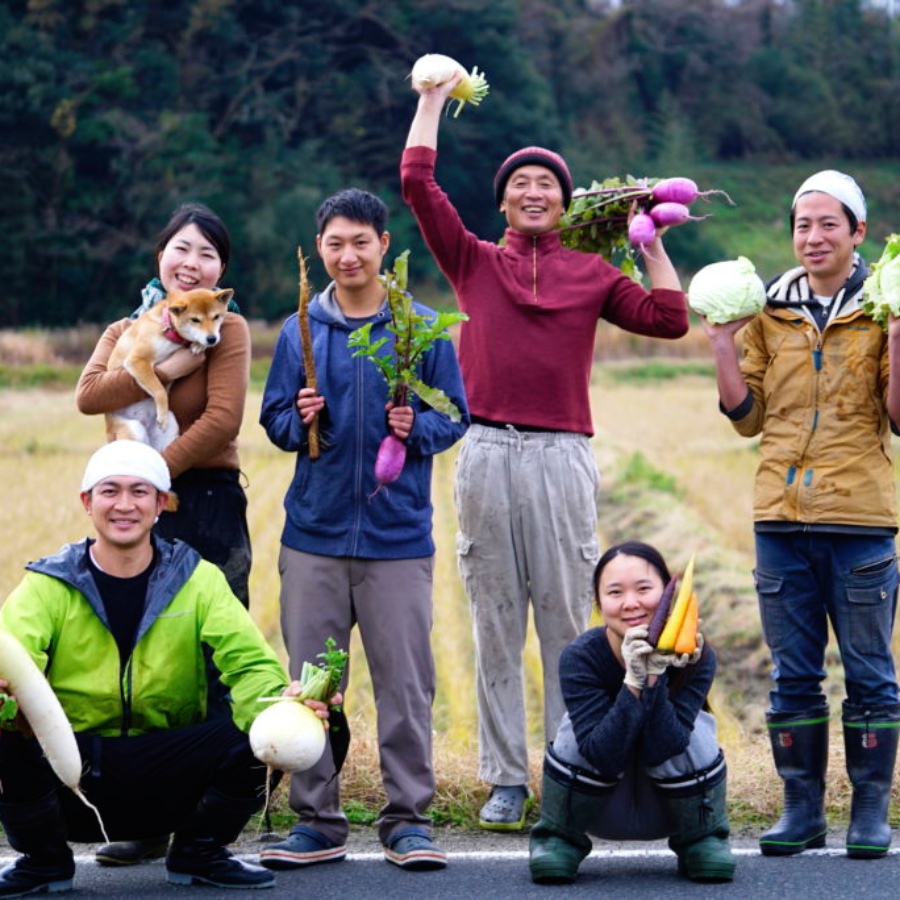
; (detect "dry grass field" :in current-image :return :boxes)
[2,327,899,831]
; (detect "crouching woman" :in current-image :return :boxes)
[529,541,736,885]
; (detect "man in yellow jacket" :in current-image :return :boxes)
[0,441,333,895]
[700,171,900,860]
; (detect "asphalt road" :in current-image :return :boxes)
[3,829,899,899]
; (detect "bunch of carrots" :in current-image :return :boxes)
[647,553,700,656]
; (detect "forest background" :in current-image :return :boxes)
[3,0,900,830]
[2,0,900,328]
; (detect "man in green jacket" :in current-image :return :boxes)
[0,440,333,896]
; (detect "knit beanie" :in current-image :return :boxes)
[792,170,867,223]
[493,147,574,209]
[82,440,171,493]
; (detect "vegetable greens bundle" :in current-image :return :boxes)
[348,249,467,421]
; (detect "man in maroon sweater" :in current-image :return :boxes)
[403,73,689,831]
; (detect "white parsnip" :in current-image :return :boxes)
[0,629,108,840]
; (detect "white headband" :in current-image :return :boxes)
[82,441,171,493]
[792,169,866,223]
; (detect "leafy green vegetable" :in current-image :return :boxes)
[687,257,767,324]
[558,176,660,281]
[298,637,349,706]
[0,691,18,724]
[862,233,900,331]
[348,250,468,421]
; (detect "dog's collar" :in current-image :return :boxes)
[161,307,192,346]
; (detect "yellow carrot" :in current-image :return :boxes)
[656,553,695,652]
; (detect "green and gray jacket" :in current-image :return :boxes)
[0,536,287,736]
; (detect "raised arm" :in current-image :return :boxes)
[405,72,461,150]
[886,315,900,425]
[700,315,754,412]
[639,234,683,293]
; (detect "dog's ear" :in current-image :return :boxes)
[167,300,187,315]
[215,288,234,305]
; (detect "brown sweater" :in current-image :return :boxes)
[75,313,250,478]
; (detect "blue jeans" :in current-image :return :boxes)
[755,531,900,713]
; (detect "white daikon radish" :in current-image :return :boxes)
[0,629,109,841]
[410,53,489,117]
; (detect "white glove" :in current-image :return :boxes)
[622,626,653,690]
[647,649,682,676]
[648,632,705,674]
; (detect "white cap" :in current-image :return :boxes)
[81,441,171,493]
[792,169,867,223]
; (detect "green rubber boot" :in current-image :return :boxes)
[662,771,736,883]
[528,766,608,885]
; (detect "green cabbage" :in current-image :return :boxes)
[862,233,900,331]
[687,256,767,324]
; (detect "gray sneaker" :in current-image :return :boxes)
[479,785,534,832]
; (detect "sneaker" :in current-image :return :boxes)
[95,836,170,866]
[258,825,347,870]
[479,785,534,832]
[384,828,448,871]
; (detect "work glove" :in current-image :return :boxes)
[622,625,653,691]
[647,632,705,675]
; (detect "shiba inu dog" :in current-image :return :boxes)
[105,287,233,450]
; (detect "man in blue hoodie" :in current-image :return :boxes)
[259,188,469,872]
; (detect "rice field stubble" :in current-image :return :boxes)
[2,358,899,831]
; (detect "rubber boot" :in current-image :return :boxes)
[166,788,274,889]
[528,765,609,885]
[759,708,829,856]
[843,702,900,859]
[0,792,75,898]
[661,768,736,882]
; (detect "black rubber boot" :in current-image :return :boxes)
[843,702,900,860]
[0,792,75,898]
[166,788,274,889]
[759,708,829,856]
[528,760,610,885]
[660,767,736,883]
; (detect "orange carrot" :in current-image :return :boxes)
[673,592,699,656]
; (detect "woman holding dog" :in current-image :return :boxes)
[76,203,253,867]
[77,202,252,610]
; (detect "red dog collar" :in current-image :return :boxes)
[161,307,192,346]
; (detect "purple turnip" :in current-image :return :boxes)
[649,201,709,227]
[371,433,407,498]
[628,212,657,247]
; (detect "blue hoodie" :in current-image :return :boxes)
[260,284,469,559]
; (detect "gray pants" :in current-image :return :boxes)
[455,425,600,785]
[549,710,724,840]
[278,547,436,845]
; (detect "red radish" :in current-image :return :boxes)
[652,177,734,206]
[372,433,407,496]
[628,212,657,247]
[649,202,709,227]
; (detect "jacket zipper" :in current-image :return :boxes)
[532,237,538,303]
